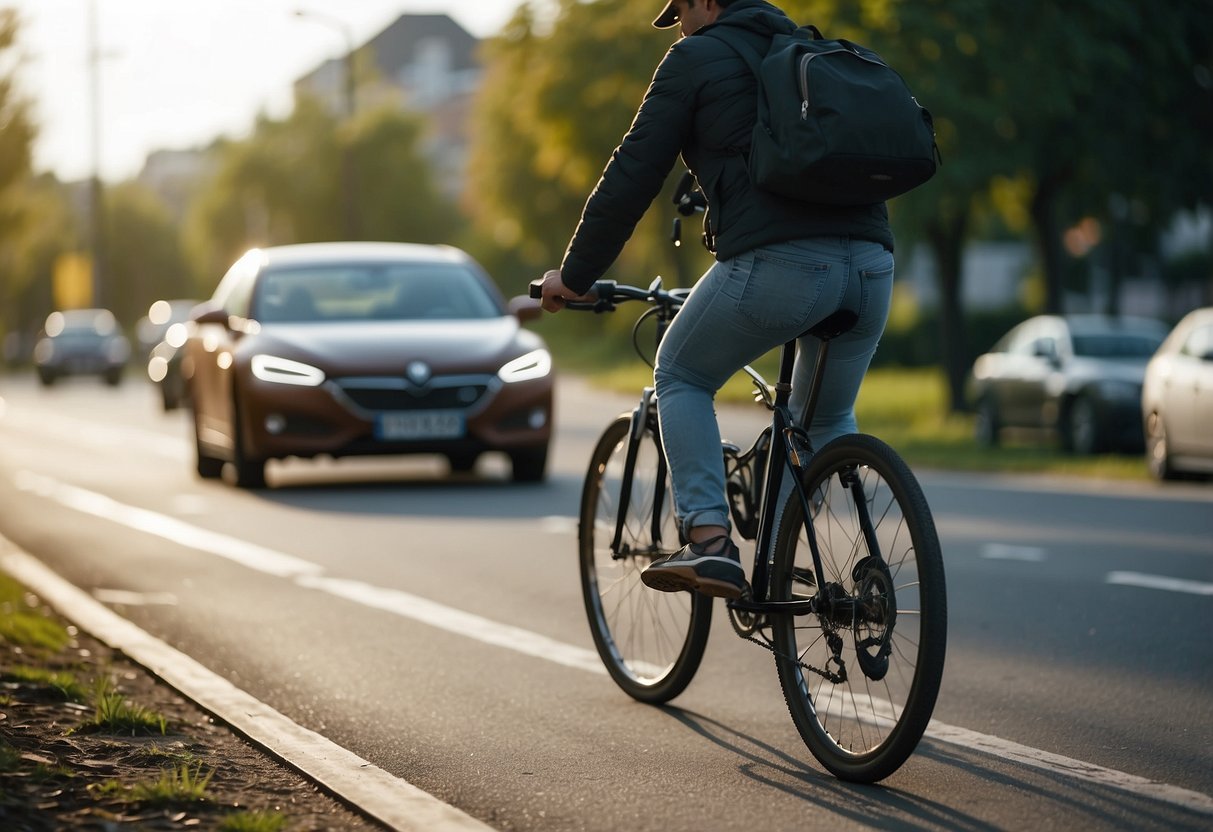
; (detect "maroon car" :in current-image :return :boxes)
[184,242,553,487]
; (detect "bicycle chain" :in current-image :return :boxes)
[740,631,847,685]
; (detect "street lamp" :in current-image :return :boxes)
[293,9,358,238]
[293,9,355,118]
[87,0,107,306]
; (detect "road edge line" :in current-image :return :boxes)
[0,539,495,832]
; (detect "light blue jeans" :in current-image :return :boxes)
[654,237,894,537]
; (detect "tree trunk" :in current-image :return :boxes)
[926,208,970,413]
[1029,171,1068,314]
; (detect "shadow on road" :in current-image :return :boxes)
[234,456,586,521]
[656,704,996,830]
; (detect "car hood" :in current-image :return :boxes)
[247,318,544,376]
[1065,356,1149,385]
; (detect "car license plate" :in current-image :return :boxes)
[375,410,465,440]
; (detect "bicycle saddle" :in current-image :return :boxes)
[804,269,862,341]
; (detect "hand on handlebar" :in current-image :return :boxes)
[533,269,596,313]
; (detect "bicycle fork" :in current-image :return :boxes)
[611,387,670,558]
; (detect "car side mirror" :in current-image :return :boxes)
[508,295,542,323]
[190,303,229,327]
[1032,341,1060,367]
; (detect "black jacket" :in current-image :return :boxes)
[559,0,894,295]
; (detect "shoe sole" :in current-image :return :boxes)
[641,565,746,600]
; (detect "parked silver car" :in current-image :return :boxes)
[1141,307,1213,480]
[967,314,1168,454]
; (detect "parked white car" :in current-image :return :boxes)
[1141,307,1213,480]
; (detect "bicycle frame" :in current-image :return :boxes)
[739,336,836,612]
[540,276,879,617]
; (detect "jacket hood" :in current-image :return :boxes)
[706,0,797,39]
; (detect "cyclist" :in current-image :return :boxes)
[537,0,895,600]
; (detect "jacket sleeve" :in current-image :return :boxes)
[558,45,698,295]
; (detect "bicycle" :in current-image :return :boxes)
[533,197,946,783]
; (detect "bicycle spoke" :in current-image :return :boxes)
[580,416,711,703]
[770,434,946,782]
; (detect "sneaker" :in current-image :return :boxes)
[641,535,747,599]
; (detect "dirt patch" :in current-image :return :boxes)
[0,590,384,831]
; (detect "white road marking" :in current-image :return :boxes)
[1106,571,1213,596]
[1,409,187,461]
[12,471,1213,815]
[926,721,1213,815]
[92,588,178,606]
[14,471,323,579]
[980,543,1047,562]
[541,515,578,535]
[296,574,606,676]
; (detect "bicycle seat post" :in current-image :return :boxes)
[750,339,802,601]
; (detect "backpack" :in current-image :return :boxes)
[707,25,940,206]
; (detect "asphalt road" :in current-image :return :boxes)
[1,370,1210,831]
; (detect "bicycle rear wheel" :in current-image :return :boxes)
[579,413,712,703]
[770,433,946,782]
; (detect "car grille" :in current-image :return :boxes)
[334,377,492,412]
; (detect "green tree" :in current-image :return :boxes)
[185,97,460,289]
[468,0,718,298]
[103,182,193,326]
[0,9,38,349]
[0,176,75,356]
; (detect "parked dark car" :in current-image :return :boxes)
[1141,307,1213,480]
[33,309,130,387]
[146,314,194,411]
[966,314,1168,454]
[136,298,198,359]
[184,242,552,488]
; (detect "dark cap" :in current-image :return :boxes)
[653,1,679,29]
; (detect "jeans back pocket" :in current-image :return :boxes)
[736,253,829,331]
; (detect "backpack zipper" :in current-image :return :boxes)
[800,48,888,119]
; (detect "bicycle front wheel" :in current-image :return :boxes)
[579,413,712,703]
[770,433,946,782]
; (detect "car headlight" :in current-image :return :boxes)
[1095,379,1140,401]
[498,349,551,383]
[250,354,325,387]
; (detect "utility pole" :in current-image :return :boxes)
[87,0,107,307]
[294,10,359,240]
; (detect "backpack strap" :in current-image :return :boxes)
[703,24,824,76]
[702,28,763,78]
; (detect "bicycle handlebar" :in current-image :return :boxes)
[528,278,688,314]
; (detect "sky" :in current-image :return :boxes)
[5,0,536,183]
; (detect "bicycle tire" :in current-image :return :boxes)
[579,413,712,703]
[770,433,946,782]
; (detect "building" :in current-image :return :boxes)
[293,13,482,199]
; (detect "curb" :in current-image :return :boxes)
[0,537,495,832]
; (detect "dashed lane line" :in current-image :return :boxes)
[1106,571,1213,596]
[10,470,1213,817]
[979,543,1047,562]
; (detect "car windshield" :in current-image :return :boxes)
[252,262,502,324]
[47,310,117,338]
[1071,332,1163,358]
